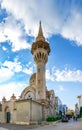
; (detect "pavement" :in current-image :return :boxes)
[0,123,39,130]
[0,120,59,130]
[0,118,82,130]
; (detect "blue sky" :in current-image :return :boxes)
[0,0,82,110]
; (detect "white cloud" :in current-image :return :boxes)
[46,69,54,81]
[2,46,7,51]
[3,58,34,74]
[46,67,82,82]
[61,11,82,46]
[55,68,82,82]
[0,58,22,83]
[0,30,7,42]
[3,58,22,73]
[0,67,14,83]
[1,0,82,46]
[0,16,31,51]
[22,62,33,75]
[0,82,26,100]
[0,59,34,83]
[23,67,33,75]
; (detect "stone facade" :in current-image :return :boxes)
[0,96,43,124]
[0,22,56,124]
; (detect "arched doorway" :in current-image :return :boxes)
[6,111,11,123]
[5,107,11,123]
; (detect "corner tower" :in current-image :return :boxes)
[31,22,50,102]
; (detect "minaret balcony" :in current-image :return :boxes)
[31,40,50,55]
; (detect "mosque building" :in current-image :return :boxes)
[0,22,56,124]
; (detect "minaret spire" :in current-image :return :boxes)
[36,21,45,41]
[38,21,43,36]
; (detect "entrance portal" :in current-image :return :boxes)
[5,107,11,123]
[6,112,11,123]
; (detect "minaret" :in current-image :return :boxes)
[31,22,50,102]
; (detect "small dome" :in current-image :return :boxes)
[29,73,36,86]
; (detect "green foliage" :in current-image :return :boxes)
[70,110,74,117]
[46,116,55,122]
[80,106,82,118]
[46,115,61,122]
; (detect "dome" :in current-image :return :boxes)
[29,73,36,86]
[20,86,36,100]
